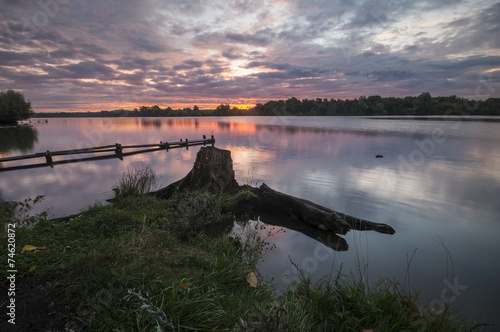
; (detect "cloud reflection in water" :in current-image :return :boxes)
[2,116,500,326]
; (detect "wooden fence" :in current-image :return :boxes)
[0,135,215,172]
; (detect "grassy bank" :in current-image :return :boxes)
[1,187,476,330]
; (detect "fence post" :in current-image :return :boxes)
[115,143,123,154]
[115,143,123,160]
[45,150,53,167]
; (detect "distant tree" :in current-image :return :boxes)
[353,100,369,115]
[0,90,33,124]
[152,105,161,116]
[374,102,386,115]
[482,98,500,115]
[216,104,231,116]
[285,97,301,115]
[251,103,265,115]
[191,105,202,116]
[415,92,435,115]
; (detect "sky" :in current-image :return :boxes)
[0,0,499,112]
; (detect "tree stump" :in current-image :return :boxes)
[153,146,239,198]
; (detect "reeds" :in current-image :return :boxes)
[113,162,158,200]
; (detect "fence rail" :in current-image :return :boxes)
[0,135,215,172]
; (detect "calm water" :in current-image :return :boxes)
[1,116,500,328]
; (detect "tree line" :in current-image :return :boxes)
[2,89,499,122]
[35,93,500,118]
[250,93,500,116]
[33,104,249,118]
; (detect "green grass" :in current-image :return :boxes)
[262,273,470,331]
[1,186,479,331]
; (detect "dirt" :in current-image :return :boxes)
[1,281,73,332]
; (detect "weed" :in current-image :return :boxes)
[165,189,235,236]
[113,162,158,200]
[231,218,281,267]
[0,195,49,226]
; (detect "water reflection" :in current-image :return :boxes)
[140,118,162,129]
[256,215,348,251]
[0,125,38,155]
[2,116,500,327]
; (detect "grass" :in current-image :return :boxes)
[0,167,481,331]
[113,162,159,200]
[262,270,471,331]
[2,194,272,330]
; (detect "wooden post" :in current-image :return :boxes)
[115,143,123,160]
[45,150,53,167]
[185,138,189,150]
[160,141,169,151]
[114,143,123,154]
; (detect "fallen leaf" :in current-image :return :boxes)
[21,244,38,253]
[180,283,190,289]
[246,272,258,288]
[29,265,36,272]
[21,245,46,254]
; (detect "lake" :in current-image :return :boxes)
[1,116,500,328]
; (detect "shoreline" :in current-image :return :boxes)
[1,189,485,331]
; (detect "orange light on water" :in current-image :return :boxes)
[230,123,257,135]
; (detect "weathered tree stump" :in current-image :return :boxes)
[153,146,395,237]
[153,146,239,198]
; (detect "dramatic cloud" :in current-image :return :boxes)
[0,0,498,111]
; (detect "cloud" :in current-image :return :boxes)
[221,49,242,59]
[59,61,116,79]
[429,56,500,71]
[0,0,498,111]
[0,50,38,64]
[173,60,204,71]
[345,70,414,82]
[127,36,169,53]
[225,32,272,46]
